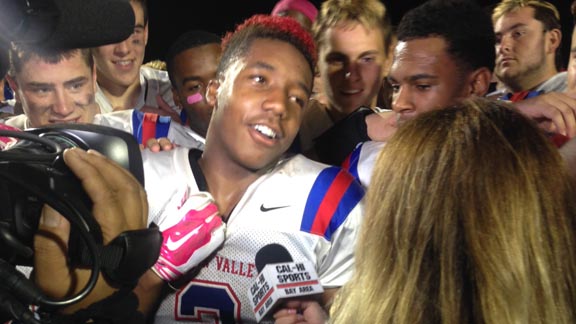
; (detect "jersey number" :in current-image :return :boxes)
[176,280,241,323]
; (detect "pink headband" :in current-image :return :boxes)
[271,0,318,23]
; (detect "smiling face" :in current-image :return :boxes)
[206,38,313,171]
[388,37,470,124]
[171,43,221,138]
[9,51,99,128]
[317,21,387,118]
[92,1,148,91]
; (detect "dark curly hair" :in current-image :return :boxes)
[397,0,495,74]
[219,14,316,76]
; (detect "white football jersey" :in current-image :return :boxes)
[94,109,204,149]
[2,109,204,149]
[342,140,386,188]
[142,148,365,323]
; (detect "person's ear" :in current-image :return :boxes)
[5,75,21,103]
[546,28,561,54]
[5,75,17,92]
[206,79,220,107]
[468,67,492,97]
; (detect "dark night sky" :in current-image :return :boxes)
[145,0,573,67]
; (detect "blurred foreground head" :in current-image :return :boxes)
[332,96,576,324]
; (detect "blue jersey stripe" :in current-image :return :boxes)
[156,115,172,138]
[324,176,364,240]
[301,167,340,233]
[132,110,144,143]
[301,167,364,240]
[132,110,172,144]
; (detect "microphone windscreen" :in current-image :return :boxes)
[255,243,293,273]
[46,0,135,49]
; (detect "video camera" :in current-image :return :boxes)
[0,123,145,266]
[0,124,161,324]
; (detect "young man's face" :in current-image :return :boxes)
[207,38,312,171]
[92,1,148,90]
[388,37,470,124]
[317,21,388,116]
[171,43,221,138]
[9,51,99,128]
[493,6,555,90]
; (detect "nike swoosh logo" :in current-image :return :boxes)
[166,224,203,251]
[260,204,290,212]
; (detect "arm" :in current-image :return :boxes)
[133,269,166,316]
[365,110,397,142]
[511,92,576,138]
[314,107,374,165]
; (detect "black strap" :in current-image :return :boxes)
[188,149,208,191]
[75,225,162,288]
[101,225,162,288]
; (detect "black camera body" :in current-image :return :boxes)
[0,124,144,266]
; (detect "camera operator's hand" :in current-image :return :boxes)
[33,148,148,313]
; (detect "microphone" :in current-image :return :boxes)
[248,244,324,323]
[0,0,135,49]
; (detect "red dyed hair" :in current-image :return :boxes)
[221,14,317,69]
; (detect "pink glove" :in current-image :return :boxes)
[152,192,226,281]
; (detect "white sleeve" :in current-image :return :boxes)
[317,199,364,288]
[167,122,205,150]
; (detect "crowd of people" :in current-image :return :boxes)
[2,0,576,323]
